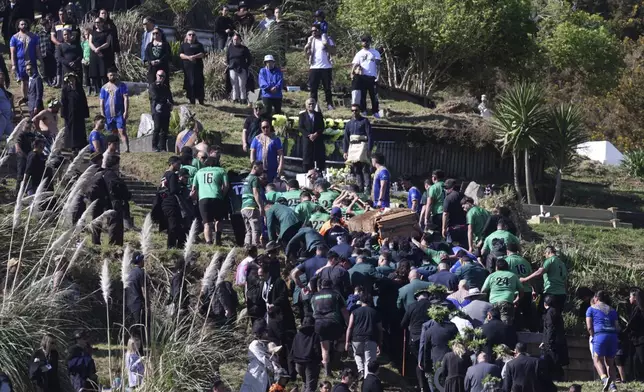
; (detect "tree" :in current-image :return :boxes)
[490,82,547,204]
[541,12,623,94]
[544,104,589,205]
[337,0,535,95]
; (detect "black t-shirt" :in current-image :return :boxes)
[126,267,146,310]
[443,190,466,226]
[311,288,344,324]
[351,305,380,342]
[16,131,38,155]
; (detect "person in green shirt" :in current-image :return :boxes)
[521,245,568,311]
[461,197,491,253]
[295,190,317,223]
[241,161,265,246]
[264,199,302,243]
[282,179,303,208]
[481,259,523,324]
[315,180,340,211]
[481,219,520,255]
[265,183,280,203]
[192,157,229,245]
[411,237,449,265]
[309,205,331,231]
[423,169,446,229]
[502,242,533,330]
[180,154,198,189]
[191,150,206,170]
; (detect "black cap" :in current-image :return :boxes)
[361,35,372,43]
[444,179,456,189]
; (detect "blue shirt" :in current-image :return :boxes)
[407,186,421,212]
[88,129,105,153]
[99,82,129,118]
[373,167,391,207]
[258,67,283,99]
[250,135,283,181]
[586,304,618,335]
[296,256,327,281]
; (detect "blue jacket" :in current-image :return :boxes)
[259,67,283,99]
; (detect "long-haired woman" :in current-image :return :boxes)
[179,30,205,105]
[29,333,60,392]
[145,27,170,85]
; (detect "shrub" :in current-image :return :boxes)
[479,187,534,239]
[622,150,644,180]
[203,52,228,100]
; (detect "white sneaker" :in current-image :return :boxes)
[373,112,381,119]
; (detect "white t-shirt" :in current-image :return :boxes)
[309,37,333,69]
[352,48,381,78]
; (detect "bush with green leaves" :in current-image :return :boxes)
[621,150,644,180]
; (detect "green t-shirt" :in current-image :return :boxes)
[318,190,340,211]
[241,174,262,209]
[504,254,533,292]
[309,211,330,231]
[193,167,228,200]
[467,206,490,241]
[428,181,445,215]
[424,248,448,265]
[181,164,198,189]
[482,270,523,304]
[282,189,303,208]
[265,191,281,203]
[542,255,567,295]
[192,158,205,171]
[295,200,317,223]
[482,230,520,253]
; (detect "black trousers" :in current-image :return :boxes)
[295,362,320,392]
[309,68,333,106]
[108,206,125,246]
[15,153,26,191]
[515,292,534,331]
[164,205,186,249]
[262,97,282,117]
[359,75,379,113]
[152,112,170,151]
[410,339,430,392]
[302,137,325,172]
[91,204,105,245]
[350,162,371,192]
[230,212,246,246]
[215,35,228,51]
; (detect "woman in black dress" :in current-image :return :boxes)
[179,30,205,105]
[89,17,113,94]
[55,29,82,78]
[99,9,120,55]
[441,342,472,392]
[145,28,171,85]
[60,73,89,153]
[29,333,61,392]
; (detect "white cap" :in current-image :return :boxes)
[264,54,275,63]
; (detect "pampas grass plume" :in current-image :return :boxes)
[0,155,10,168]
[5,118,28,146]
[140,213,153,257]
[63,145,91,178]
[87,209,116,232]
[45,131,65,167]
[121,245,132,288]
[183,219,199,264]
[216,247,237,286]
[75,200,97,232]
[13,180,26,229]
[50,228,73,251]
[63,165,99,223]
[202,251,221,291]
[28,178,49,216]
[69,240,84,269]
[101,258,111,304]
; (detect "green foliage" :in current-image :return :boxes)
[491,82,547,155]
[621,150,644,179]
[203,52,228,101]
[426,305,451,323]
[337,0,535,94]
[542,12,623,93]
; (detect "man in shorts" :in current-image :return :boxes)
[192,157,229,245]
[311,278,349,376]
[99,68,130,152]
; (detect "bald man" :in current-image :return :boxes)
[397,269,431,311]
